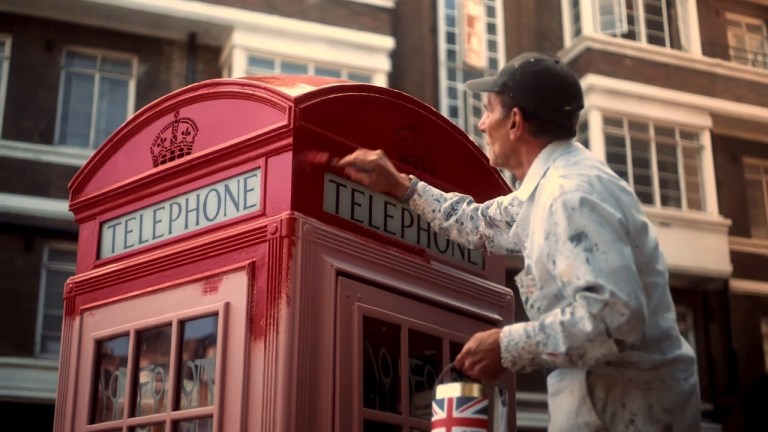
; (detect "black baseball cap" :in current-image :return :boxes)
[466,52,584,129]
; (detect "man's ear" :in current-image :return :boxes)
[509,107,523,136]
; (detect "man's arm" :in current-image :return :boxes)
[408,181,522,254]
[500,192,647,370]
[338,148,522,254]
[500,191,648,371]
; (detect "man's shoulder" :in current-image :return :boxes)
[538,160,637,210]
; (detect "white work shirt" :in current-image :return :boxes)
[408,140,701,431]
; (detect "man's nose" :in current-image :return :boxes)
[478,116,487,133]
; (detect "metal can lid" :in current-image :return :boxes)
[434,381,484,399]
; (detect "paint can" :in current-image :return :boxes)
[431,362,508,432]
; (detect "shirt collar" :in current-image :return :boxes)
[513,139,575,201]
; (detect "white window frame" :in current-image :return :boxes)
[437,0,506,149]
[744,157,768,240]
[54,46,137,150]
[581,74,718,216]
[222,22,393,88]
[245,54,374,83]
[0,35,10,138]
[601,113,705,211]
[561,0,702,55]
[726,12,768,70]
[35,242,77,358]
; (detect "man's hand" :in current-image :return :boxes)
[336,149,411,199]
[454,328,506,383]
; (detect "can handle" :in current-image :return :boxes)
[431,361,475,402]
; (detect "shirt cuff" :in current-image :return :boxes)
[500,322,540,371]
[400,175,420,204]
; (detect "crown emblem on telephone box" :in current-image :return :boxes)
[150,110,199,167]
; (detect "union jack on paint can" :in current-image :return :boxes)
[431,364,508,432]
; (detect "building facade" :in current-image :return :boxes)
[0,0,766,431]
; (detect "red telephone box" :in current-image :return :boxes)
[55,75,515,432]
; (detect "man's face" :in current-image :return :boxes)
[478,92,517,171]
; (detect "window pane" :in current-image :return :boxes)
[134,325,172,417]
[131,424,165,432]
[91,335,130,424]
[657,143,681,208]
[46,269,70,298]
[603,115,624,129]
[41,333,61,356]
[682,147,703,210]
[59,71,95,147]
[177,315,218,410]
[363,420,401,432]
[64,51,98,69]
[679,130,699,142]
[247,55,275,73]
[348,72,372,83]
[101,57,132,75]
[315,67,342,78]
[727,14,768,69]
[571,0,582,39]
[630,138,654,205]
[43,313,63,333]
[363,316,401,414]
[175,417,213,432]
[746,177,768,239]
[49,249,77,264]
[41,266,71,355]
[655,126,675,139]
[94,76,129,147]
[281,61,308,75]
[605,133,629,182]
[408,330,442,420]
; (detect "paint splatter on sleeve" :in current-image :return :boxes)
[407,181,523,254]
[500,191,648,371]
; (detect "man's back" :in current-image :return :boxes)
[513,140,701,431]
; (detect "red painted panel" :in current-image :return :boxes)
[68,75,511,291]
[293,84,510,203]
[69,81,293,201]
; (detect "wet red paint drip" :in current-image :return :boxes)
[202,276,223,295]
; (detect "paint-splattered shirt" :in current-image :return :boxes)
[408,140,700,430]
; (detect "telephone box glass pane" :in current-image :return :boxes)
[449,341,466,381]
[408,329,442,420]
[130,424,165,432]
[175,417,213,432]
[177,315,218,410]
[363,420,401,431]
[362,316,401,414]
[91,334,130,424]
[133,325,172,417]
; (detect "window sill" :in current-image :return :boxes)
[559,34,768,86]
[729,236,768,256]
[643,208,732,277]
[344,0,397,8]
[0,138,91,167]
[0,356,58,402]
